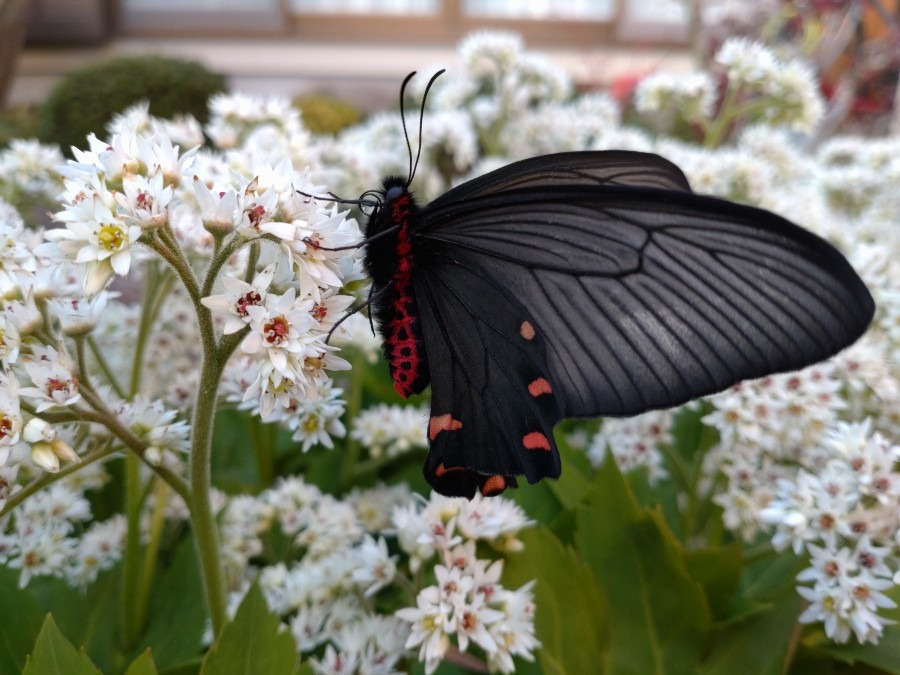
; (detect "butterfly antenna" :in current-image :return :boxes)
[325,282,391,344]
[399,71,418,186]
[406,68,446,188]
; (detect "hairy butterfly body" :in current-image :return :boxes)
[356,75,874,499]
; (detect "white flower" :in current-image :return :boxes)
[395,586,453,675]
[351,404,428,458]
[351,535,397,597]
[715,37,779,88]
[19,345,82,412]
[201,263,277,334]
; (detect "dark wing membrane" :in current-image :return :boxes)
[417,186,875,418]
[428,151,693,210]
[414,258,563,497]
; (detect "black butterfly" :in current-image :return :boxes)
[351,72,875,498]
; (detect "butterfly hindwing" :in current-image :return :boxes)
[413,256,562,497]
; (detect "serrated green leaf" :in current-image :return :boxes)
[0,565,47,674]
[26,565,122,673]
[699,592,802,675]
[125,649,159,675]
[504,526,608,675]
[684,544,743,621]
[200,583,298,675]
[22,614,102,675]
[575,458,712,674]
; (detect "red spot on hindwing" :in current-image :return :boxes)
[429,414,463,441]
[523,431,551,451]
[480,475,507,496]
[435,463,465,477]
[520,321,536,340]
[527,377,552,397]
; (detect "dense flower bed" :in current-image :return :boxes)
[0,30,898,674]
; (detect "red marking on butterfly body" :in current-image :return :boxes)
[384,194,428,398]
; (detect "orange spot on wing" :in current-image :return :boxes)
[523,431,551,451]
[480,475,507,496]
[434,463,464,477]
[528,377,552,397]
[520,321,536,340]
[429,414,463,441]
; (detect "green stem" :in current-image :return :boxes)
[129,263,176,398]
[189,333,228,636]
[67,391,190,502]
[744,541,777,565]
[704,82,744,148]
[87,335,127,400]
[122,451,144,648]
[137,479,170,633]
[340,349,367,490]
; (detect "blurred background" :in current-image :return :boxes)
[0,1,898,140]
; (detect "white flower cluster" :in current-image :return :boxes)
[586,410,672,484]
[350,403,428,459]
[165,478,537,673]
[0,468,122,588]
[0,139,64,210]
[634,36,824,141]
[392,492,539,673]
[714,36,825,133]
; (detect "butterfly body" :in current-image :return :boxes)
[360,150,875,498]
[363,177,429,398]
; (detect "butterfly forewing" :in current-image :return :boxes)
[415,154,874,419]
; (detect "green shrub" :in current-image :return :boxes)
[0,104,40,147]
[294,93,363,135]
[39,55,227,152]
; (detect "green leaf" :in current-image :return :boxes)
[503,526,608,675]
[200,583,299,675]
[546,435,593,509]
[0,566,47,674]
[26,566,122,673]
[139,537,207,671]
[22,614,102,675]
[575,458,712,674]
[684,544,743,621]
[125,649,159,675]
[699,592,803,675]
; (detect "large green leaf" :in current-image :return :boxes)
[504,526,608,675]
[200,583,299,675]
[0,566,47,674]
[139,537,207,671]
[683,544,743,621]
[26,566,122,673]
[125,650,159,675]
[699,593,803,675]
[22,614,102,675]
[575,458,712,674]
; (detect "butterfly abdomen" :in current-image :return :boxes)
[364,180,430,398]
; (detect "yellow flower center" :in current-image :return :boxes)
[98,223,127,252]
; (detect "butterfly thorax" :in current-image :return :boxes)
[362,177,430,398]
